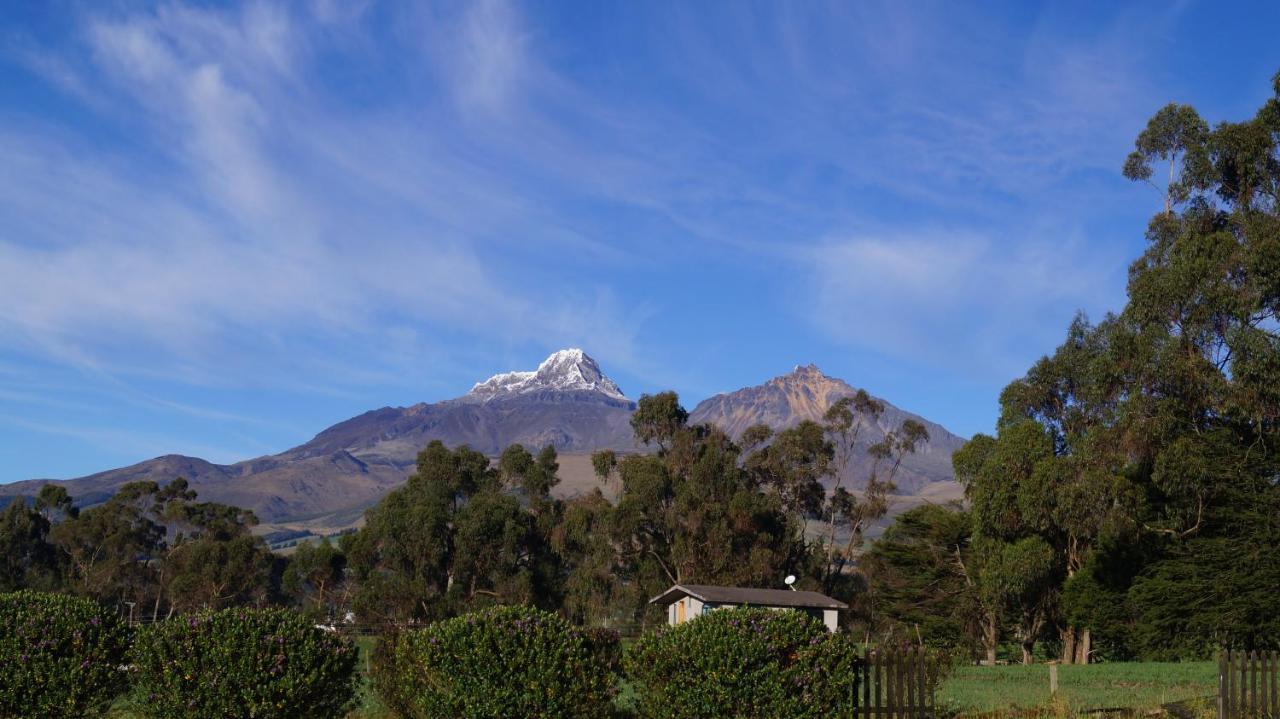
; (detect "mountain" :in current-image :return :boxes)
[0,349,636,524]
[689,364,966,494]
[0,353,966,528]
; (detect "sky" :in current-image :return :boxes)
[2,0,1279,483]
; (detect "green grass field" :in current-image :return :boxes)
[936,661,1217,714]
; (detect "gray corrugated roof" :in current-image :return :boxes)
[648,584,848,610]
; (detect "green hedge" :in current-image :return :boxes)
[625,607,862,719]
[0,590,131,719]
[375,605,618,719]
[130,606,358,719]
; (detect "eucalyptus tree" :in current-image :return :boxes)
[957,69,1280,661]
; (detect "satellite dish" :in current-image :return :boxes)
[784,575,796,587]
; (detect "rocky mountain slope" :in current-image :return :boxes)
[689,364,966,494]
[0,352,966,527]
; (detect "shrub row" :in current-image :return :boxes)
[371,604,863,719]
[0,592,357,719]
[5,591,862,719]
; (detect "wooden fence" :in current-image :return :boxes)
[1219,649,1279,719]
[853,647,935,719]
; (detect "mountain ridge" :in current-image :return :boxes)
[688,364,966,494]
[0,350,966,525]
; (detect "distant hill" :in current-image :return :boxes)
[0,352,966,527]
[689,364,967,494]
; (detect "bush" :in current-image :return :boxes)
[624,607,862,719]
[375,604,618,719]
[0,590,130,719]
[130,606,358,719]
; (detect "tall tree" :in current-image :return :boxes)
[598,393,814,624]
[0,499,63,592]
[345,440,563,623]
[50,481,166,609]
[862,503,978,650]
[957,69,1280,661]
[282,537,348,621]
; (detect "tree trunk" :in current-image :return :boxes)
[1061,626,1077,665]
[1022,641,1034,665]
[983,617,998,665]
[1076,628,1091,665]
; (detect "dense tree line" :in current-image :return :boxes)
[337,388,924,628]
[0,389,924,631]
[863,71,1280,663]
[0,479,272,620]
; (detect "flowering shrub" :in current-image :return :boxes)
[375,605,618,719]
[0,590,130,718]
[624,607,862,719]
[129,607,358,719]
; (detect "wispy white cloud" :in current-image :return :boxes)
[801,225,1128,379]
[0,0,648,399]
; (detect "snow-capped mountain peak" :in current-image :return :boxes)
[465,349,627,402]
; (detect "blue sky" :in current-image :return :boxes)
[2,1,1279,483]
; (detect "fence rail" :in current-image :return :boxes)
[1219,649,1279,719]
[856,647,935,719]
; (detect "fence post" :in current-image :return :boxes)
[1252,650,1259,714]
[862,647,870,719]
[875,649,882,718]
[1220,649,1228,719]
[1272,650,1278,719]
[906,648,915,718]
[921,644,931,711]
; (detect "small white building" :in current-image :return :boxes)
[649,584,847,632]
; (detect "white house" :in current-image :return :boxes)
[649,584,847,632]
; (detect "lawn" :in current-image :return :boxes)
[937,661,1218,714]
[348,635,392,719]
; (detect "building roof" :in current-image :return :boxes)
[648,584,848,610]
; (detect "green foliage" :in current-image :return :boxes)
[625,607,861,719]
[923,68,1280,663]
[129,606,358,719]
[39,478,276,621]
[590,449,618,480]
[551,489,637,626]
[375,605,617,719]
[0,500,63,592]
[1127,527,1280,659]
[630,391,688,449]
[818,393,928,600]
[50,481,166,606]
[281,537,347,621]
[345,440,563,622]
[160,534,275,614]
[863,504,977,649]
[0,590,130,719]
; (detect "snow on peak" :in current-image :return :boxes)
[465,349,627,402]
